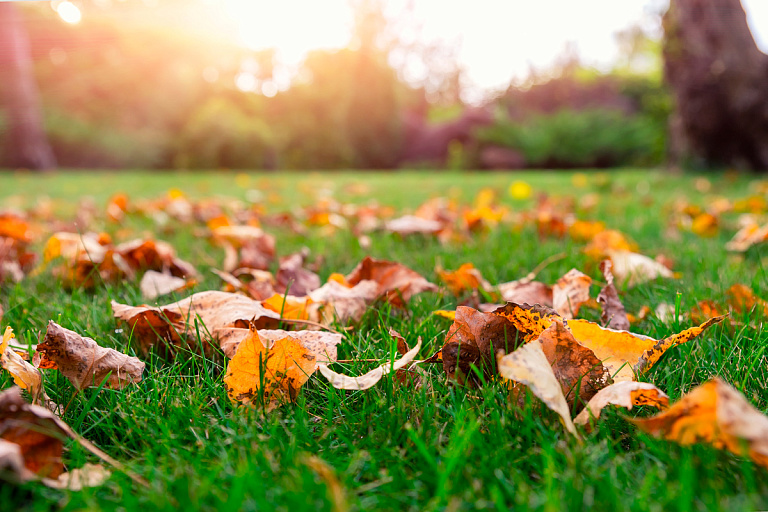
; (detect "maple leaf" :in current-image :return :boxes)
[224,326,326,411]
[36,322,145,390]
[573,381,669,429]
[632,378,768,469]
[436,263,492,296]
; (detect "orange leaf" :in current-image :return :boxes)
[224,327,318,411]
[632,378,768,469]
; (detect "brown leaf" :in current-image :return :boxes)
[0,387,65,478]
[211,225,276,272]
[573,381,669,428]
[346,256,437,307]
[552,269,592,319]
[597,260,630,330]
[308,279,379,324]
[115,239,197,278]
[497,341,578,437]
[385,215,444,236]
[496,279,552,306]
[275,250,321,296]
[112,290,281,357]
[37,322,145,390]
[537,320,612,406]
[632,378,768,469]
[41,463,111,490]
[139,270,194,300]
[442,306,526,384]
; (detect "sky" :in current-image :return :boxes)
[52,0,768,98]
[220,0,768,95]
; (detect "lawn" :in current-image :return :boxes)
[2,169,767,511]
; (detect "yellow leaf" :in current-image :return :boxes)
[224,327,317,411]
[262,294,314,321]
[573,381,669,428]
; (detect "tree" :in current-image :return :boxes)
[663,0,768,170]
[0,3,56,170]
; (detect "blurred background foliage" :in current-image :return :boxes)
[0,0,671,170]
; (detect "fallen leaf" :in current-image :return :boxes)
[37,321,145,390]
[573,381,669,428]
[497,279,553,306]
[385,215,444,236]
[0,326,44,404]
[567,315,726,382]
[537,320,612,406]
[316,337,422,390]
[498,341,578,436]
[607,250,675,288]
[115,239,197,278]
[726,283,768,316]
[632,378,768,469]
[725,221,768,252]
[41,463,111,490]
[436,263,491,296]
[216,327,341,359]
[442,306,526,384]
[308,279,379,324]
[345,257,437,307]
[139,270,193,300]
[597,260,630,330]
[112,290,281,357]
[552,269,592,319]
[224,326,318,410]
[262,294,316,321]
[211,225,276,272]
[275,250,321,296]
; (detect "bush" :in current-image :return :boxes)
[478,108,663,168]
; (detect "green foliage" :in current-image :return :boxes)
[479,108,663,168]
[173,96,275,170]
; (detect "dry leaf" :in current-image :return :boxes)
[41,463,111,490]
[1,326,44,405]
[115,239,197,278]
[385,215,444,236]
[139,270,193,300]
[262,294,316,321]
[216,327,341,360]
[725,221,768,252]
[37,322,145,390]
[345,257,437,307]
[597,260,630,330]
[112,290,281,357]
[552,269,592,319]
[317,338,422,390]
[573,381,669,427]
[442,306,526,385]
[498,341,578,436]
[224,327,318,411]
[567,315,725,382]
[497,279,553,306]
[308,279,379,324]
[607,250,675,288]
[537,321,612,406]
[437,263,492,296]
[632,378,768,469]
[275,250,321,296]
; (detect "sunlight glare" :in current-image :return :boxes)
[56,1,82,25]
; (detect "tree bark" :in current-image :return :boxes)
[663,0,768,170]
[0,3,56,170]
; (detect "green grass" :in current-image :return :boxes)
[2,169,768,511]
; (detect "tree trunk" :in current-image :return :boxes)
[663,0,768,170]
[0,3,56,170]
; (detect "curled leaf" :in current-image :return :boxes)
[498,341,578,437]
[37,322,145,390]
[632,378,768,469]
[552,269,592,319]
[317,338,422,390]
[573,381,669,428]
[597,260,630,330]
[345,257,437,307]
